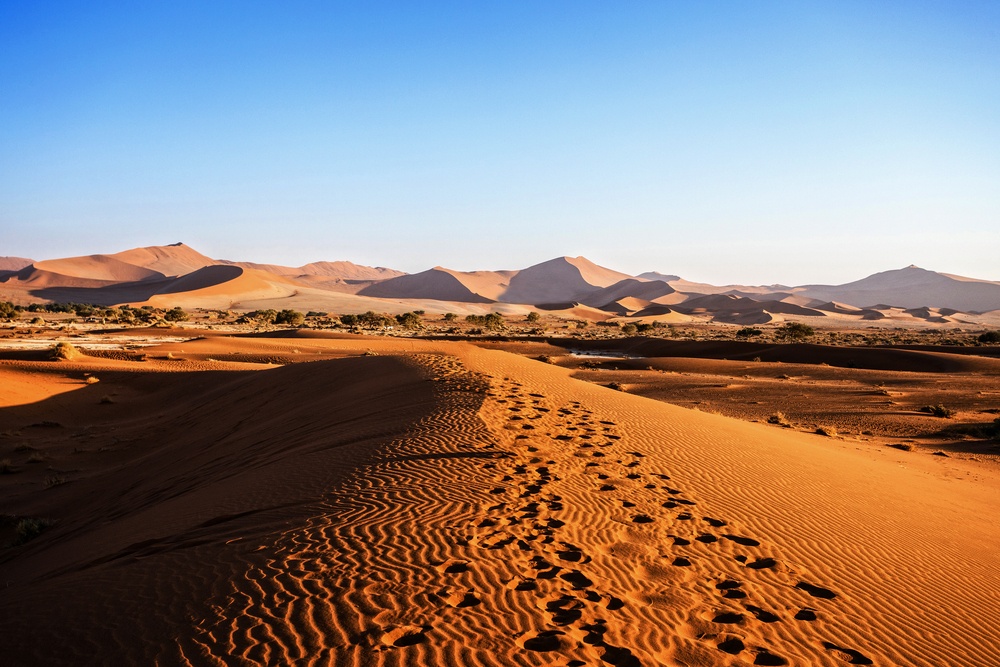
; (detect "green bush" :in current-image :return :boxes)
[395,312,423,329]
[777,322,815,340]
[274,309,305,326]
[736,327,763,338]
[526,311,540,323]
[0,301,18,320]
[978,331,1000,344]
[163,307,189,322]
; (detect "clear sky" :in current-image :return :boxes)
[2,1,998,285]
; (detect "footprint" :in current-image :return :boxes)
[745,604,780,623]
[560,569,594,589]
[796,581,837,599]
[794,608,817,621]
[746,557,777,570]
[517,630,565,652]
[381,625,428,647]
[436,559,470,574]
[712,611,745,624]
[724,534,761,547]
[822,642,873,665]
[753,648,788,666]
[441,589,481,608]
[718,636,745,655]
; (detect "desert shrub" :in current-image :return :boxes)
[443,313,457,322]
[777,322,815,340]
[978,331,1000,344]
[274,309,305,326]
[395,312,423,329]
[84,376,100,385]
[920,404,954,418]
[621,324,638,336]
[359,311,393,329]
[306,311,327,318]
[736,327,763,338]
[50,342,80,360]
[0,301,17,320]
[340,314,359,326]
[767,412,789,426]
[607,382,625,391]
[815,426,837,437]
[163,307,189,322]
[526,311,540,323]
[43,474,66,488]
[413,310,425,316]
[485,312,505,331]
[11,517,52,546]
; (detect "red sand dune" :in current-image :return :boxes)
[1,334,998,665]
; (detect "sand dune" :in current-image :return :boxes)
[359,267,512,303]
[1,333,998,665]
[29,255,166,283]
[110,242,217,277]
[0,256,33,272]
[799,265,1000,312]
[580,279,676,310]
[224,259,405,281]
[501,257,634,305]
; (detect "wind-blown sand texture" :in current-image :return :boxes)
[1,333,999,665]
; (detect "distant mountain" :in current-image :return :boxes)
[798,266,1000,313]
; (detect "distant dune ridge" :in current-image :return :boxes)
[2,242,1000,322]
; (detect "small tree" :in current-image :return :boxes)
[736,327,763,338]
[359,311,393,329]
[777,322,814,341]
[526,311,540,323]
[978,331,1000,344]
[484,312,505,331]
[0,301,18,320]
[340,314,359,327]
[274,309,305,326]
[395,311,422,329]
[443,313,457,322]
[622,323,638,336]
[164,307,189,322]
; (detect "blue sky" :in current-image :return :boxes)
[2,1,998,285]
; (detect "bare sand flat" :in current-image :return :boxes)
[1,333,998,665]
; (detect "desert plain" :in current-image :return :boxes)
[2,245,1000,666]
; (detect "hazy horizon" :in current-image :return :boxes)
[3,2,998,285]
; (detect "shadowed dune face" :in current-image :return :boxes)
[0,334,998,666]
[500,257,634,305]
